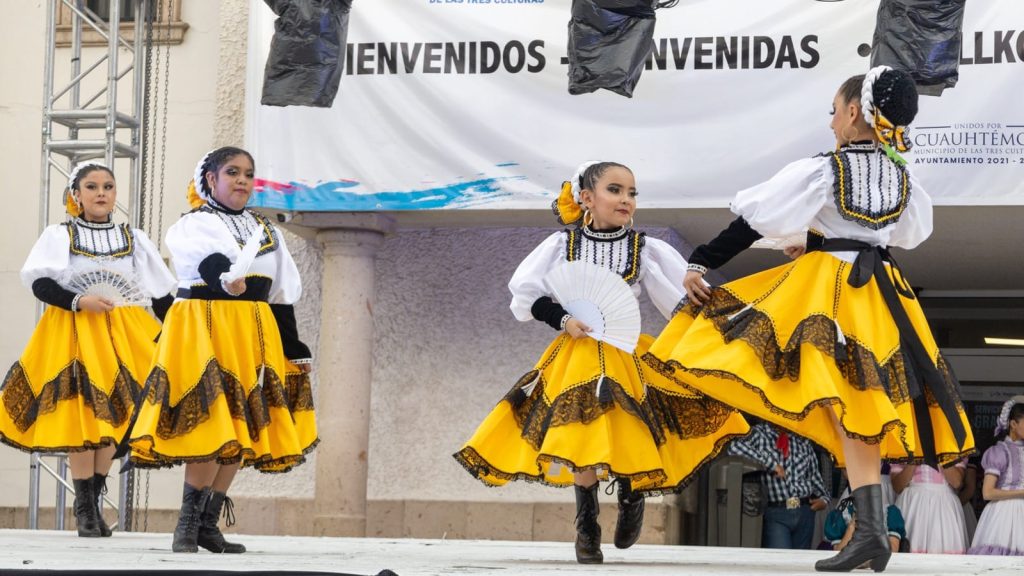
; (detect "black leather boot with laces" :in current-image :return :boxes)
[72,478,102,538]
[612,478,644,549]
[91,474,112,537]
[198,491,246,553]
[172,483,210,553]
[574,482,603,564]
[815,484,891,572]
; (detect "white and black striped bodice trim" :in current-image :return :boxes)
[65,218,134,258]
[827,144,911,231]
[563,226,645,284]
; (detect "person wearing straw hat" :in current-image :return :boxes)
[128,146,318,553]
[0,161,175,537]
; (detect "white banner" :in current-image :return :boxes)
[245,0,1024,211]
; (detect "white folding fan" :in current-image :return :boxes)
[64,259,149,307]
[220,226,265,284]
[543,261,641,354]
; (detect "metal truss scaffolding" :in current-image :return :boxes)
[32,0,151,533]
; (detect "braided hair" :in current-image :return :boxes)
[197,146,255,198]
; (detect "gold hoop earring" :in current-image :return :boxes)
[841,125,858,145]
[582,209,593,228]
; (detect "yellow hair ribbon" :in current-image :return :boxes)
[553,180,583,225]
[64,190,82,218]
[186,179,206,209]
[873,110,910,165]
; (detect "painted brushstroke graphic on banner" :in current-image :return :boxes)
[253,171,531,211]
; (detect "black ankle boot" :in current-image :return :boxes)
[72,478,102,538]
[574,483,603,564]
[172,483,210,553]
[198,491,246,553]
[613,477,644,549]
[91,474,112,537]
[815,484,891,572]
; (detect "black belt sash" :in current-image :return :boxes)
[176,276,273,302]
[807,233,968,467]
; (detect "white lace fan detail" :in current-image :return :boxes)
[63,258,150,307]
[543,261,641,354]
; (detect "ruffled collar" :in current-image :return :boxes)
[580,224,627,242]
[74,216,115,230]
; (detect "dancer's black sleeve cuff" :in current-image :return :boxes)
[689,216,764,270]
[151,294,174,322]
[31,278,78,311]
[271,303,312,361]
[531,296,569,331]
[198,253,232,293]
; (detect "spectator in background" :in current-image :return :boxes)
[891,461,968,554]
[728,421,829,549]
[969,395,1024,556]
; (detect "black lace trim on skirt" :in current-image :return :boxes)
[1,360,140,433]
[143,358,290,442]
[504,369,738,450]
[673,289,964,410]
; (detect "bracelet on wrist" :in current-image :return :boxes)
[70,294,83,312]
[687,263,708,275]
[559,314,572,331]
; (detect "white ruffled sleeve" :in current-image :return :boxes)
[132,228,177,298]
[730,156,831,238]
[508,232,565,322]
[886,171,933,250]
[269,226,302,305]
[639,237,688,320]
[20,225,71,288]
[165,211,241,285]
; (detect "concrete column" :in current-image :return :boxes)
[305,213,395,536]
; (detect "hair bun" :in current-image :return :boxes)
[873,69,918,126]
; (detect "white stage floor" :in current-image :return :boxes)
[0,530,1021,575]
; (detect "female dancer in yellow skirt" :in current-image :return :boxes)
[644,67,974,572]
[128,147,318,553]
[0,162,176,537]
[454,162,748,564]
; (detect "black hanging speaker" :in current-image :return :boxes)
[870,0,967,96]
[261,0,354,108]
[567,0,677,98]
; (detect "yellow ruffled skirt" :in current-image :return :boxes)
[0,306,159,453]
[644,251,974,467]
[454,333,749,494]
[128,299,318,473]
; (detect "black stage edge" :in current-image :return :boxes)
[0,565,397,569]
